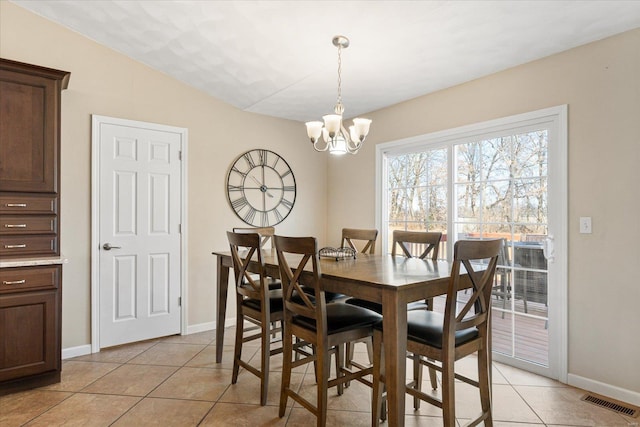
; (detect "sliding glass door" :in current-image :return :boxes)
[376,106,567,379]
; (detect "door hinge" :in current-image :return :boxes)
[179,150,182,160]
[178,297,182,307]
[178,224,182,234]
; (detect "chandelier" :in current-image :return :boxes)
[305,35,372,155]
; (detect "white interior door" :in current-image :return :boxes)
[96,118,183,348]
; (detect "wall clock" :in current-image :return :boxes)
[226,149,296,227]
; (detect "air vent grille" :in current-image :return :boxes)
[581,393,638,418]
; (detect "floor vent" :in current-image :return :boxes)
[581,393,639,418]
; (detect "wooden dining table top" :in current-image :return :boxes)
[213,248,454,290]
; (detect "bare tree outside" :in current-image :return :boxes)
[387,130,548,245]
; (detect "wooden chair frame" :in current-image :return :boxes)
[274,235,377,427]
[233,226,275,249]
[391,230,442,261]
[372,239,502,427]
[341,228,378,254]
[227,231,283,406]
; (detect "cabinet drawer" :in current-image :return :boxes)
[0,216,56,235]
[0,265,60,293]
[0,235,57,257]
[0,196,57,214]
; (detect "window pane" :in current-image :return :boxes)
[426,185,447,222]
[482,137,512,181]
[455,182,481,221]
[514,178,547,224]
[456,142,480,184]
[483,179,512,223]
[388,189,406,222]
[515,131,548,179]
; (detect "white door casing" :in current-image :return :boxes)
[91,115,188,350]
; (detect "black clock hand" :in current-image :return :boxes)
[251,175,273,198]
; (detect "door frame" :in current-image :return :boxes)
[90,115,188,353]
[375,105,568,383]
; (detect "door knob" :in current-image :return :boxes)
[102,243,122,250]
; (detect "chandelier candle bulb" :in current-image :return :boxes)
[323,114,342,136]
[306,121,323,142]
[353,118,372,140]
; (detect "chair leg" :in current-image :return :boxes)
[336,343,344,396]
[365,337,374,365]
[316,342,330,427]
[346,341,354,369]
[371,329,384,427]
[279,329,293,418]
[260,318,270,406]
[412,353,423,410]
[478,346,493,426]
[441,353,456,426]
[232,312,243,384]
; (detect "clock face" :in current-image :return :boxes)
[226,149,296,226]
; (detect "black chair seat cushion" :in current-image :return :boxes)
[293,302,382,335]
[345,298,428,314]
[268,279,282,290]
[301,286,345,302]
[377,310,478,349]
[242,289,284,313]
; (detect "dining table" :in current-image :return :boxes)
[211,248,469,427]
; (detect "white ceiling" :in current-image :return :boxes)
[12,0,640,122]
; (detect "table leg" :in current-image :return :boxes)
[382,293,407,427]
[216,255,229,363]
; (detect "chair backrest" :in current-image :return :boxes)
[233,226,275,249]
[227,231,268,302]
[273,235,327,333]
[391,230,442,260]
[341,228,378,254]
[444,239,502,346]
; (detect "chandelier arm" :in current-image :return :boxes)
[312,138,331,152]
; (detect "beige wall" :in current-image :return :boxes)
[0,2,327,348]
[327,29,640,398]
[3,0,639,403]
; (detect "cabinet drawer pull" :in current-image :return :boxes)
[5,203,27,208]
[4,224,27,228]
[2,279,26,285]
[4,244,27,249]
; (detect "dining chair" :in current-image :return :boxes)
[345,230,443,392]
[274,235,382,427]
[226,231,284,406]
[371,239,502,426]
[341,227,378,254]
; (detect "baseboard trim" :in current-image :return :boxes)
[186,319,236,335]
[63,319,238,359]
[186,321,215,335]
[568,373,640,407]
[62,344,92,360]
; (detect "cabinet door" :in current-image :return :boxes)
[0,71,58,193]
[0,290,58,382]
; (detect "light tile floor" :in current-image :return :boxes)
[1,328,637,426]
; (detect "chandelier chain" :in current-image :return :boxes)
[336,43,342,108]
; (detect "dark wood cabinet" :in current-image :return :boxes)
[0,59,69,193]
[0,266,61,385]
[0,58,68,395]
